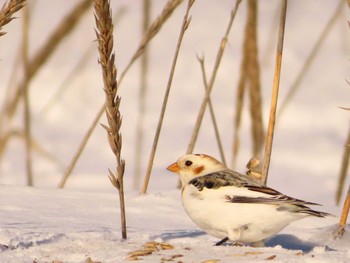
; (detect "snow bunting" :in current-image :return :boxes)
[167,153,330,246]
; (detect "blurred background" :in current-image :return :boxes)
[0,1,349,209]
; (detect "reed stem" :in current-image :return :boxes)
[141,0,195,194]
[186,0,242,154]
[261,0,288,185]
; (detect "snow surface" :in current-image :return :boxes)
[1,0,350,262]
[0,186,349,263]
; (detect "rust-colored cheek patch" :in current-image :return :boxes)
[194,165,204,175]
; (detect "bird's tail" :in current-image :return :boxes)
[296,205,332,218]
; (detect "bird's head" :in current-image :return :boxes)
[167,153,225,185]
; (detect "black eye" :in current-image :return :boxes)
[185,160,193,166]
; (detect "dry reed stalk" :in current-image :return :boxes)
[260,0,287,185]
[0,0,25,36]
[197,55,226,166]
[333,5,350,205]
[335,6,350,234]
[59,0,182,188]
[186,0,242,155]
[334,186,350,238]
[0,0,92,123]
[3,50,20,112]
[336,123,350,204]
[58,104,105,188]
[140,0,195,194]
[232,0,264,168]
[21,4,33,185]
[0,129,58,165]
[232,67,246,168]
[0,0,26,156]
[278,0,343,118]
[94,0,127,239]
[0,130,21,161]
[128,0,183,71]
[246,0,264,158]
[134,0,151,190]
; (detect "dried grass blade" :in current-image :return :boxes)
[232,0,263,168]
[134,0,151,190]
[336,124,350,204]
[108,169,120,190]
[197,55,226,166]
[58,104,106,188]
[130,0,183,63]
[140,0,194,194]
[186,0,242,154]
[334,186,350,238]
[21,4,33,186]
[232,58,246,168]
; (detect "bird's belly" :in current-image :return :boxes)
[182,194,300,243]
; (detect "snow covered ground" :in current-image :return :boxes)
[0,185,349,262]
[0,184,349,262]
[1,0,350,262]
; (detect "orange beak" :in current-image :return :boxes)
[167,162,179,173]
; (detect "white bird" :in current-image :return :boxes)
[167,153,330,246]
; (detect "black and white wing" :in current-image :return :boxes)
[188,170,331,218]
[188,169,262,191]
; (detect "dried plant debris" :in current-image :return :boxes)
[265,254,277,260]
[144,241,161,251]
[127,241,176,261]
[202,260,220,263]
[85,257,101,263]
[160,243,175,250]
[128,249,154,257]
[161,254,184,262]
[231,251,264,257]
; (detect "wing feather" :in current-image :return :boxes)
[187,170,330,218]
[188,169,262,191]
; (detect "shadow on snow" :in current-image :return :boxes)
[155,231,335,254]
